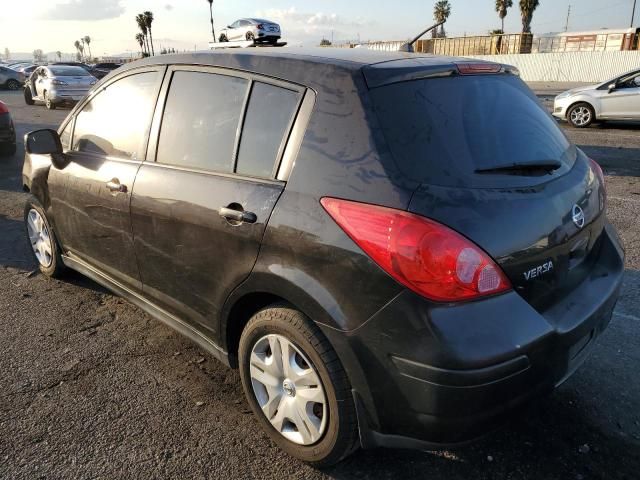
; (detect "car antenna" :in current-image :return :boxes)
[398,21,446,53]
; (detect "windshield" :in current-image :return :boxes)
[49,66,90,76]
[371,74,575,187]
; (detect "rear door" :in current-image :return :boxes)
[48,67,164,290]
[130,66,305,335]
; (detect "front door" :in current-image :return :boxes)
[130,67,304,336]
[600,72,640,118]
[48,68,164,290]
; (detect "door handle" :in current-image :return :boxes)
[106,180,127,193]
[219,206,257,224]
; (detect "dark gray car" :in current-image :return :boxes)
[21,48,624,466]
[0,66,24,90]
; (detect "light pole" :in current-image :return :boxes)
[632,0,637,27]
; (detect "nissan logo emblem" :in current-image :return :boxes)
[572,205,585,229]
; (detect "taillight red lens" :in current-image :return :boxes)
[257,23,264,29]
[0,101,9,114]
[321,198,512,302]
[456,62,502,75]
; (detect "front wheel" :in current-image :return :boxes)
[246,32,255,41]
[238,305,359,467]
[24,197,65,277]
[24,87,34,105]
[219,34,228,42]
[6,79,21,90]
[567,102,595,128]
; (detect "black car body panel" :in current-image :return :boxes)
[21,48,625,452]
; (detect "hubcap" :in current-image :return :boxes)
[249,334,327,445]
[26,209,53,267]
[570,106,591,126]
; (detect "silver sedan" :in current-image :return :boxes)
[24,66,97,109]
[219,18,281,44]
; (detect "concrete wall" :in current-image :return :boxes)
[466,51,640,83]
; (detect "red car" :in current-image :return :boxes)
[0,100,16,156]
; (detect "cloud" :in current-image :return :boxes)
[43,0,125,21]
[164,4,173,11]
[255,7,371,43]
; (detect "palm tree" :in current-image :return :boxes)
[80,37,86,60]
[84,36,92,60]
[496,0,513,33]
[135,33,146,56]
[56,51,62,61]
[206,0,215,41]
[143,11,155,56]
[519,0,540,33]
[73,40,81,60]
[136,14,150,56]
[433,0,452,38]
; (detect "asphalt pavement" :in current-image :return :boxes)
[0,87,639,480]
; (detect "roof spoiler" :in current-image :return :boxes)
[399,21,446,53]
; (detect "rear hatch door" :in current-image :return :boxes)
[368,66,607,312]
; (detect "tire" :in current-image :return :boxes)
[0,142,16,156]
[246,32,255,41]
[24,87,34,105]
[219,34,228,42]
[238,305,359,467]
[6,79,20,90]
[567,102,595,128]
[23,196,65,278]
[44,91,56,110]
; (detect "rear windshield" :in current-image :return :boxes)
[49,66,90,76]
[370,74,575,187]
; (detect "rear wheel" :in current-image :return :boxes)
[567,102,595,128]
[44,91,56,110]
[0,142,16,156]
[238,305,359,467]
[219,34,228,42]
[6,79,20,90]
[24,197,65,277]
[24,87,34,105]
[246,32,255,41]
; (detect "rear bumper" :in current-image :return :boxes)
[321,223,624,449]
[48,89,89,102]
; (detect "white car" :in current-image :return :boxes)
[553,68,640,128]
[219,18,281,44]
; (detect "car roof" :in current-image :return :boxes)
[124,47,498,89]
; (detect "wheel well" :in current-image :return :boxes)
[566,101,595,120]
[225,292,289,368]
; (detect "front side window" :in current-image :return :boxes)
[235,83,301,178]
[72,71,159,160]
[156,71,248,172]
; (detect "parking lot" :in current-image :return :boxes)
[0,87,639,479]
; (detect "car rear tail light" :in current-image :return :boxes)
[257,24,264,29]
[0,102,8,114]
[456,63,502,75]
[321,198,512,302]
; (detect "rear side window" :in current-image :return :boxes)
[236,83,301,178]
[156,71,248,173]
[371,75,574,187]
[72,72,159,160]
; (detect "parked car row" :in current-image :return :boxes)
[1,61,123,111]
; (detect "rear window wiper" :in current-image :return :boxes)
[475,160,562,176]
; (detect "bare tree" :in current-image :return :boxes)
[56,51,62,61]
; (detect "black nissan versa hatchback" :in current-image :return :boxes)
[22,48,624,466]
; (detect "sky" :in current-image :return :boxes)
[0,0,637,59]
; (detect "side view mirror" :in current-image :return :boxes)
[25,129,62,155]
[608,83,617,93]
[24,129,69,169]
